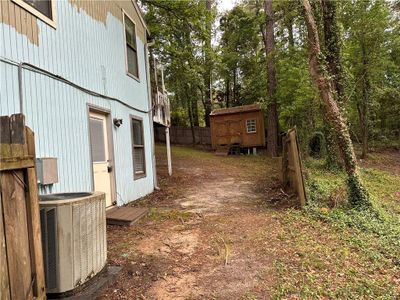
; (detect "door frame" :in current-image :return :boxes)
[87,104,117,207]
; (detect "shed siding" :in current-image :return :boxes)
[0,0,154,205]
[210,111,265,149]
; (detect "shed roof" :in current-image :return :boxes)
[210,104,262,116]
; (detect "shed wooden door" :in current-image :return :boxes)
[228,121,241,144]
[89,112,113,207]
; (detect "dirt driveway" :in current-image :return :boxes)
[99,145,293,300]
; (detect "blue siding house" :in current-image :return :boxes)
[0,0,158,206]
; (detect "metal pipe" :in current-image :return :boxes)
[18,62,24,114]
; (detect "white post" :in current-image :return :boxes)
[166,127,172,176]
[253,147,257,155]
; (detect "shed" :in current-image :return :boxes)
[210,104,265,151]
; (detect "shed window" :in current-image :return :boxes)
[246,119,256,133]
[23,0,52,19]
[124,14,139,79]
[131,118,146,178]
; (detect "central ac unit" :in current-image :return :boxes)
[39,192,107,294]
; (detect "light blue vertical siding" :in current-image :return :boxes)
[0,1,154,205]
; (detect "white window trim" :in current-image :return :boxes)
[131,115,146,180]
[246,119,257,134]
[12,0,57,28]
[123,10,140,82]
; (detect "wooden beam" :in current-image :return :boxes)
[0,116,11,159]
[26,167,46,299]
[0,157,35,171]
[1,171,33,300]
[0,192,11,300]
[289,128,307,207]
[10,114,27,158]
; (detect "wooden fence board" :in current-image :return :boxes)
[26,167,46,296]
[281,127,307,207]
[1,171,33,300]
[0,192,11,300]
[10,114,27,158]
[0,116,11,158]
[0,114,46,299]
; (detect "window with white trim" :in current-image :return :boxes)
[246,119,256,133]
[23,0,52,18]
[12,0,56,27]
[131,118,146,178]
[124,13,139,79]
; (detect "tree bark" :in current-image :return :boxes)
[233,68,237,105]
[225,78,230,108]
[287,21,294,53]
[204,0,212,127]
[321,0,345,103]
[192,97,199,127]
[302,0,371,207]
[321,0,344,169]
[263,0,279,157]
[186,88,196,145]
[359,41,370,159]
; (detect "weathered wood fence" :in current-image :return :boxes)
[0,114,46,299]
[155,126,211,145]
[281,127,307,207]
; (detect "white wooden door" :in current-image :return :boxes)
[89,112,113,207]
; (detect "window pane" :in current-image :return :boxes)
[132,118,145,176]
[24,0,52,19]
[127,46,139,77]
[125,16,136,49]
[246,119,256,133]
[133,147,144,173]
[132,119,143,145]
[89,118,106,162]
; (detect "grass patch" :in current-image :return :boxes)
[148,208,193,221]
[272,157,400,299]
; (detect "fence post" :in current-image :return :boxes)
[0,114,46,299]
[281,127,307,207]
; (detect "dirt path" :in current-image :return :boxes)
[99,146,292,300]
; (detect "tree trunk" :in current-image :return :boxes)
[359,41,370,159]
[233,68,237,105]
[204,0,212,127]
[186,89,196,145]
[321,0,344,169]
[225,78,230,108]
[192,97,199,127]
[287,21,294,53]
[302,0,371,207]
[321,0,345,103]
[263,0,279,157]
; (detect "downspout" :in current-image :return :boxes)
[18,62,24,114]
[145,38,159,190]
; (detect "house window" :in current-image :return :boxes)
[12,0,56,27]
[23,0,52,18]
[124,14,139,79]
[131,117,146,179]
[246,119,256,133]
